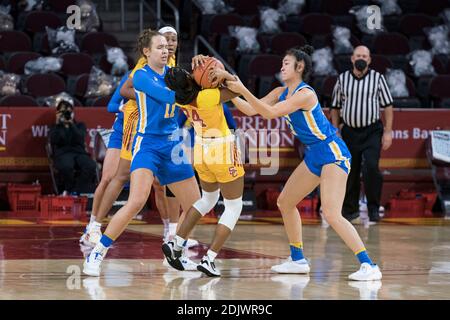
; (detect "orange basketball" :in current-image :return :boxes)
[193,57,225,89]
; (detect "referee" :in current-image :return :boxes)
[331,45,394,223]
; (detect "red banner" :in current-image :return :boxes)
[0,107,448,170]
[0,107,114,170]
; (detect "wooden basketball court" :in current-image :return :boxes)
[1,216,449,300]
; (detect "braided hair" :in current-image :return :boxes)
[164,67,201,105]
[285,45,314,82]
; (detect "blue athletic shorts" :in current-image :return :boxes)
[130,133,195,186]
[304,135,351,177]
[107,116,124,149]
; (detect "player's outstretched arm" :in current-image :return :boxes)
[230,97,257,116]
[227,77,313,119]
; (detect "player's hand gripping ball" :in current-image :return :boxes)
[193,57,225,89]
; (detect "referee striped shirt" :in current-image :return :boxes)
[331,69,393,128]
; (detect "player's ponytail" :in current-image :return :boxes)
[136,28,161,56]
[286,45,314,82]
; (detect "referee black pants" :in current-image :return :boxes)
[341,121,383,221]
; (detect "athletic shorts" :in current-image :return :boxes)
[107,116,123,149]
[193,135,245,184]
[304,135,351,177]
[131,133,195,186]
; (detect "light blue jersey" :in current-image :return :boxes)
[279,82,351,176]
[130,64,194,184]
[132,65,178,136]
[280,82,337,146]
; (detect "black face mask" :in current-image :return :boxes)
[354,59,367,72]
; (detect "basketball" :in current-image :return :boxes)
[193,57,225,89]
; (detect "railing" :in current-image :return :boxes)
[137,0,180,32]
[194,35,237,74]
[120,0,125,31]
[157,0,180,31]
[139,0,160,32]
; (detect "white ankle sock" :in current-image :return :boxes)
[168,223,177,236]
[207,249,217,262]
[174,235,186,250]
[162,218,170,236]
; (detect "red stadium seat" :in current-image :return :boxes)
[32,32,51,54]
[0,31,32,53]
[373,33,410,55]
[370,55,393,74]
[416,0,449,16]
[201,13,246,47]
[0,95,38,106]
[429,75,450,108]
[6,52,41,74]
[270,33,307,55]
[321,76,338,99]
[233,0,261,15]
[320,0,353,15]
[320,75,338,108]
[23,11,63,34]
[67,73,89,98]
[202,13,245,36]
[399,14,434,37]
[86,95,112,107]
[47,0,77,13]
[25,73,66,97]
[60,52,94,76]
[238,54,283,93]
[80,32,120,55]
[299,13,333,36]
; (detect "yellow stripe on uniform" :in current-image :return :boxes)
[137,91,147,134]
[304,111,326,140]
[328,141,344,161]
[132,135,143,159]
[354,248,366,255]
[344,159,351,172]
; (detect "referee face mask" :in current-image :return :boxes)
[354,59,367,72]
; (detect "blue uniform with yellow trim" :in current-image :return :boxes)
[106,72,129,149]
[280,82,351,176]
[131,64,194,185]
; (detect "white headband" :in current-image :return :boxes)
[158,26,177,35]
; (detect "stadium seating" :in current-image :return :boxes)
[23,11,63,34]
[270,32,307,55]
[25,73,66,97]
[80,32,120,55]
[66,73,89,100]
[0,31,32,53]
[0,94,39,107]
[0,56,5,71]
[392,77,422,108]
[47,0,77,13]
[6,52,41,74]
[429,75,450,108]
[60,53,94,76]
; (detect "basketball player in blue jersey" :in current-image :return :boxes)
[226,45,382,281]
[79,71,130,246]
[83,30,201,276]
